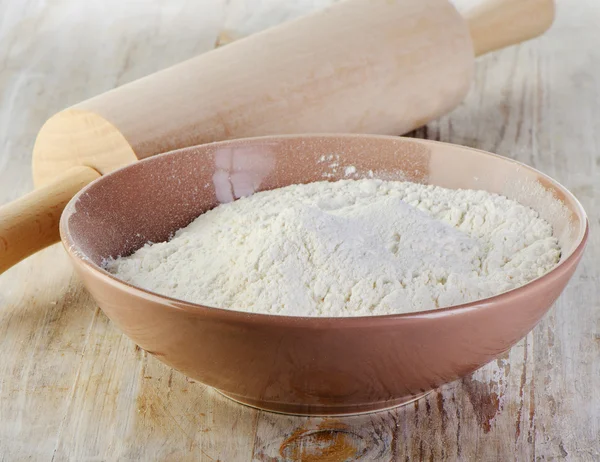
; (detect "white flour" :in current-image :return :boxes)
[106,179,561,316]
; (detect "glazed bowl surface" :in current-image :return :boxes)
[60,134,588,415]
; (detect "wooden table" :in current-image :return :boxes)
[1,1,598,460]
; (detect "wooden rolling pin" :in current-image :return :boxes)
[0,0,554,274]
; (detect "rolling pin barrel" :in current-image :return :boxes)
[32,0,475,185]
[0,0,554,275]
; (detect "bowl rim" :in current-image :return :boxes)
[60,133,590,325]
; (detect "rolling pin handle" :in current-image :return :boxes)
[465,0,555,57]
[0,166,100,275]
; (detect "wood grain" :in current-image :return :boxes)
[0,0,598,460]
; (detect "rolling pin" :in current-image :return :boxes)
[0,0,554,274]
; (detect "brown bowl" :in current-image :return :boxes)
[60,134,588,416]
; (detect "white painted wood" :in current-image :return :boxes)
[0,0,598,460]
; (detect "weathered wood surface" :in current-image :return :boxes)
[0,0,598,460]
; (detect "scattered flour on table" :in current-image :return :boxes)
[105,179,561,316]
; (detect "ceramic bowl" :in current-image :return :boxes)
[60,135,588,416]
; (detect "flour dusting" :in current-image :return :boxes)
[105,179,561,316]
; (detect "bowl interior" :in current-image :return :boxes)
[62,135,587,287]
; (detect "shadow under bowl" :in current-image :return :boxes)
[60,134,588,416]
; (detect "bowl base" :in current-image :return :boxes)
[216,389,432,416]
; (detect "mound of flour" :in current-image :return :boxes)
[106,179,561,316]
